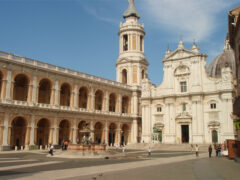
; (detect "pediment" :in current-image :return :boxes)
[163,49,199,62]
[176,112,192,120]
[208,121,220,127]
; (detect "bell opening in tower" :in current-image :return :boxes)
[140,35,143,51]
[123,35,128,51]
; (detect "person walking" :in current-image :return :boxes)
[49,144,54,156]
[195,144,199,157]
[208,145,212,158]
[148,147,151,158]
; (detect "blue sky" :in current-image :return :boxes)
[0,0,239,85]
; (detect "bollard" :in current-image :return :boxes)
[45,145,48,150]
[15,146,18,151]
[21,146,23,150]
[40,145,42,150]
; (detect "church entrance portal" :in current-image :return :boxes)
[212,130,218,143]
[181,125,189,143]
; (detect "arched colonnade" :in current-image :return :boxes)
[7,116,131,149]
[0,71,131,114]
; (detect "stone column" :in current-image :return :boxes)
[54,80,59,106]
[133,91,138,115]
[117,122,121,146]
[52,117,58,145]
[105,90,109,112]
[31,75,37,103]
[5,70,12,100]
[48,128,53,145]
[24,127,31,150]
[104,121,108,145]
[132,119,138,143]
[2,113,9,146]
[90,120,94,142]
[73,84,79,108]
[90,87,95,111]
[72,118,77,144]
[118,94,122,113]
[29,115,35,146]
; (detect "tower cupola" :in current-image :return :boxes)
[116,0,149,86]
[123,0,140,19]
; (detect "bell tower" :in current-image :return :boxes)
[116,0,149,86]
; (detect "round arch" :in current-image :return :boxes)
[109,123,117,146]
[60,83,71,106]
[38,78,52,104]
[94,122,103,144]
[79,87,88,109]
[10,117,27,149]
[109,93,117,112]
[121,124,129,146]
[122,69,127,84]
[13,74,29,101]
[37,118,50,147]
[95,90,103,110]
[58,119,70,145]
[122,96,130,114]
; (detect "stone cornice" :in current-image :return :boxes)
[0,51,133,92]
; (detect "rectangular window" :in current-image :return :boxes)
[210,103,216,109]
[140,36,143,51]
[157,107,162,112]
[180,81,187,92]
[123,35,128,51]
[182,103,186,111]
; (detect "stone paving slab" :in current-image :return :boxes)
[15,153,209,180]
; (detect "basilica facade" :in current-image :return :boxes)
[0,0,236,150]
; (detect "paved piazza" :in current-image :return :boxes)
[0,148,239,180]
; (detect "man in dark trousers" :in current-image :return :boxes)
[208,145,212,158]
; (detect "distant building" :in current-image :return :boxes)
[228,6,240,140]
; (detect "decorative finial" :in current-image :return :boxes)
[123,0,140,19]
[191,40,199,53]
[165,44,171,57]
[178,37,184,49]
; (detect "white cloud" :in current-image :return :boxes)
[140,0,238,42]
[83,5,118,25]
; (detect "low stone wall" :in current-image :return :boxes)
[68,144,106,151]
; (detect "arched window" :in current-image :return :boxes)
[38,79,51,104]
[13,74,29,101]
[79,87,88,109]
[142,70,145,79]
[95,90,103,110]
[60,83,71,106]
[122,96,129,114]
[122,69,127,84]
[109,93,116,112]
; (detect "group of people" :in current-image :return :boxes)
[208,143,225,157]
